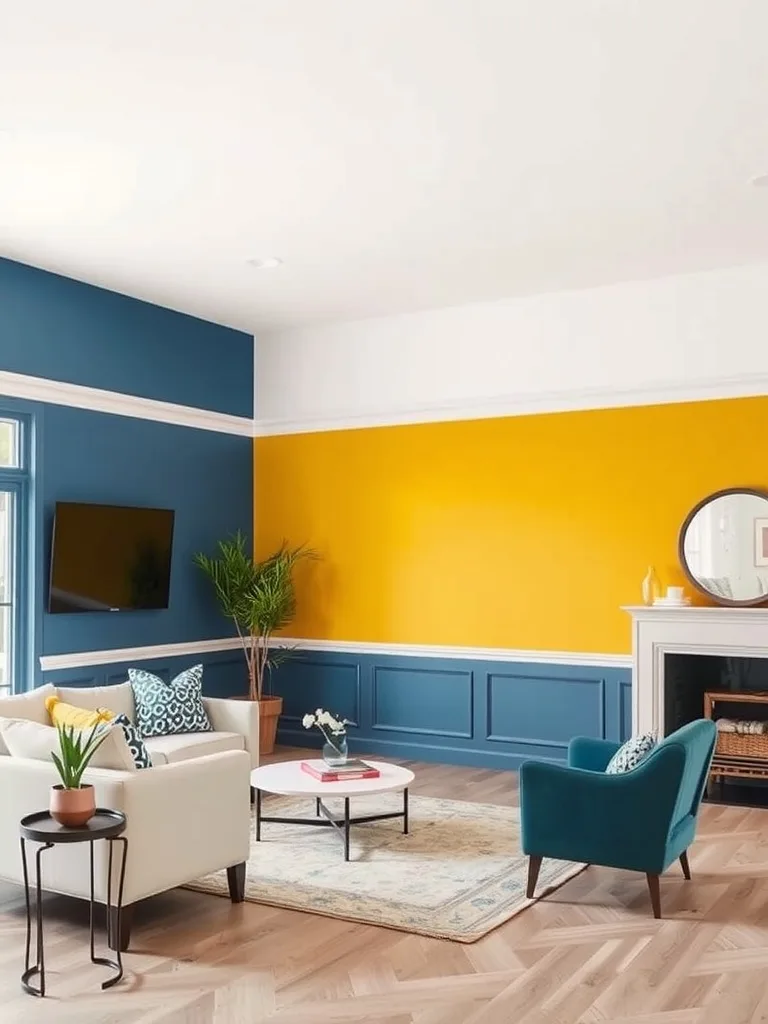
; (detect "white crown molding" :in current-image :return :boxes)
[39,635,630,672]
[40,636,243,672]
[269,636,631,669]
[253,372,768,437]
[0,370,254,436]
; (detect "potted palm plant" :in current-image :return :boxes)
[194,532,314,754]
[50,723,109,827]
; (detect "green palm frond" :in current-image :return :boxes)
[194,532,316,699]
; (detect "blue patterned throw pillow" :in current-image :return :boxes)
[128,664,212,738]
[111,713,152,769]
[605,732,657,774]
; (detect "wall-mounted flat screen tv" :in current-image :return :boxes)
[48,502,175,613]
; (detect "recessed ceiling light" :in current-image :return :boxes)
[247,256,283,269]
[750,173,768,188]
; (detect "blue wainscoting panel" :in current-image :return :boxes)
[372,664,473,738]
[272,650,631,770]
[271,658,361,731]
[486,671,605,760]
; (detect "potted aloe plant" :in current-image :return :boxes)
[194,532,315,754]
[50,723,109,827]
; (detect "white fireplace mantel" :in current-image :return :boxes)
[623,606,768,735]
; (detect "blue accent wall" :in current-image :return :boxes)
[272,651,632,770]
[40,404,251,657]
[0,257,253,694]
[0,258,253,417]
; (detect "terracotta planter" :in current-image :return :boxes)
[50,784,95,827]
[258,695,283,756]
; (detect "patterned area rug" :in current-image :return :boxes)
[187,793,584,942]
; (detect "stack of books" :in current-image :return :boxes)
[301,759,381,782]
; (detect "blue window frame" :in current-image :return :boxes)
[0,414,31,695]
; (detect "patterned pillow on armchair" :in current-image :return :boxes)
[605,732,657,774]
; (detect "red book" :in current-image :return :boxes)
[301,760,380,782]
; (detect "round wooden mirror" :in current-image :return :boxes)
[679,488,768,606]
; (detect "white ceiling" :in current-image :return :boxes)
[2,0,768,333]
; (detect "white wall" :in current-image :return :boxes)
[255,262,768,434]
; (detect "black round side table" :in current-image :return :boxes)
[19,809,128,997]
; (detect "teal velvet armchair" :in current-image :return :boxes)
[520,719,716,918]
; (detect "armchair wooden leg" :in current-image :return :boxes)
[227,862,246,903]
[679,851,691,880]
[646,873,662,919]
[526,856,543,899]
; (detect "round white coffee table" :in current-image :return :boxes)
[250,760,415,861]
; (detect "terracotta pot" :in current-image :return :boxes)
[257,695,284,756]
[50,784,96,827]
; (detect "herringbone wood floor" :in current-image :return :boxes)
[2,749,768,1024]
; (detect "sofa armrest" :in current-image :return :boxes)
[568,737,620,772]
[203,696,260,768]
[520,744,686,873]
[119,750,251,903]
[0,756,133,900]
[0,751,251,906]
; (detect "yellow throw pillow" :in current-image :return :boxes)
[45,695,115,730]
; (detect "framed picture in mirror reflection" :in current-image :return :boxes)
[755,518,768,568]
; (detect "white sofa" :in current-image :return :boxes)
[0,682,259,950]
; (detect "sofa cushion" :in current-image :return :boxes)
[144,731,245,766]
[0,685,56,755]
[56,682,135,721]
[129,664,212,738]
[0,718,137,772]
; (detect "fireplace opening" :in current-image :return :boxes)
[664,653,768,808]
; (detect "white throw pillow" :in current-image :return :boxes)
[0,685,56,755]
[55,682,135,721]
[0,717,137,772]
[605,732,657,774]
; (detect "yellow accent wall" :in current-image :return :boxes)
[254,396,768,655]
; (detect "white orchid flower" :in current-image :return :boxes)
[303,707,348,740]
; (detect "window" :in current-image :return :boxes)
[0,416,29,695]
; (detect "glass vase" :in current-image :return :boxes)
[641,565,661,606]
[322,735,348,767]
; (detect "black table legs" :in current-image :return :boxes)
[20,835,128,996]
[96,836,128,989]
[255,787,411,861]
[21,838,52,997]
[344,798,350,861]
[255,787,262,841]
